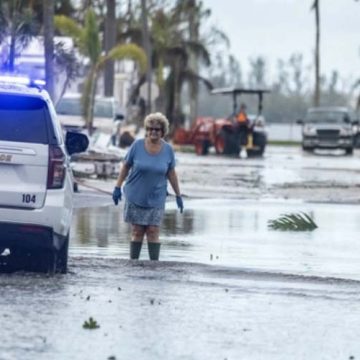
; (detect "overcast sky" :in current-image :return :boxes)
[204,0,359,83]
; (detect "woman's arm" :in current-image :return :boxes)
[116,161,131,187]
[167,168,181,196]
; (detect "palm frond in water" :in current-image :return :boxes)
[268,212,318,231]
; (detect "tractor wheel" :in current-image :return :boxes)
[214,134,226,154]
[194,140,210,155]
[247,132,266,157]
[215,129,239,155]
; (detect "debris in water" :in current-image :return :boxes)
[268,212,317,231]
[83,317,100,329]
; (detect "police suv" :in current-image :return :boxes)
[0,76,88,273]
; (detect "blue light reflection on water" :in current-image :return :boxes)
[70,199,360,280]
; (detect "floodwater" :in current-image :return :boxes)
[2,147,360,359]
[71,198,360,281]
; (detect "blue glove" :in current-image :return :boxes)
[176,195,184,213]
[112,186,122,205]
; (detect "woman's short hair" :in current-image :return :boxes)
[144,112,169,136]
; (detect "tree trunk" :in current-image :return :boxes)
[43,0,55,100]
[104,0,116,97]
[188,3,199,128]
[313,0,320,106]
[8,5,17,72]
[141,0,152,114]
[87,67,98,136]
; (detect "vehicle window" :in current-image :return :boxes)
[0,94,48,143]
[56,98,82,116]
[305,111,348,123]
[56,97,115,118]
[94,100,113,118]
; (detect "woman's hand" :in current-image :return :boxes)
[112,187,122,205]
[176,195,184,213]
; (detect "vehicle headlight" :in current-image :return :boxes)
[303,125,316,136]
[340,127,352,136]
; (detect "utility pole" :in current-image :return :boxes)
[141,0,152,113]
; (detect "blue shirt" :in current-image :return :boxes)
[123,139,176,208]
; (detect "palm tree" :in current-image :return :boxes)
[120,5,212,130]
[173,0,211,123]
[0,1,39,72]
[311,0,320,106]
[55,8,147,134]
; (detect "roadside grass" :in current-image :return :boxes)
[268,140,300,146]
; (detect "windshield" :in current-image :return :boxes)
[305,111,349,124]
[56,97,117,118]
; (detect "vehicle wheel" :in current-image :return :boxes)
[31,249,57,274]
[248,132,266,157]
[9,247,30,271]
[73,181,79,192]
[214,133,226,154]
[302,145,313,152]
[57,234,69,274]
[247,147,264,157]
[353,134,360,148]
[345,147,353,155]
[215,129,238,155]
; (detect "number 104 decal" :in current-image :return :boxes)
[22,194,36,203]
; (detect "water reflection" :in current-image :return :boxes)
[71,199,360,280]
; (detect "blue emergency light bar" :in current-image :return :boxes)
[0,74,45,87]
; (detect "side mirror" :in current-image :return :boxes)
[65,131,89,155]
[296,119,304,125]
[344,116,351,124]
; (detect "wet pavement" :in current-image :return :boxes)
[2,146,360,359]
[1,258,360,360]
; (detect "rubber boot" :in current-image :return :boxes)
[148,242,161,261]
[130,241,143,260]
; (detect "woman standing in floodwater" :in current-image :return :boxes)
[112,112,184,260]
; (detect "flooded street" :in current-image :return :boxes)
[2,146,360,359]
[72,198,360,280]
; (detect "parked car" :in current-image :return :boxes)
[297,106,359,154]
[56,93,125,134]
[0,76,89,273]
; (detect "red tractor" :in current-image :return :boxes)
[173,88,270,156]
